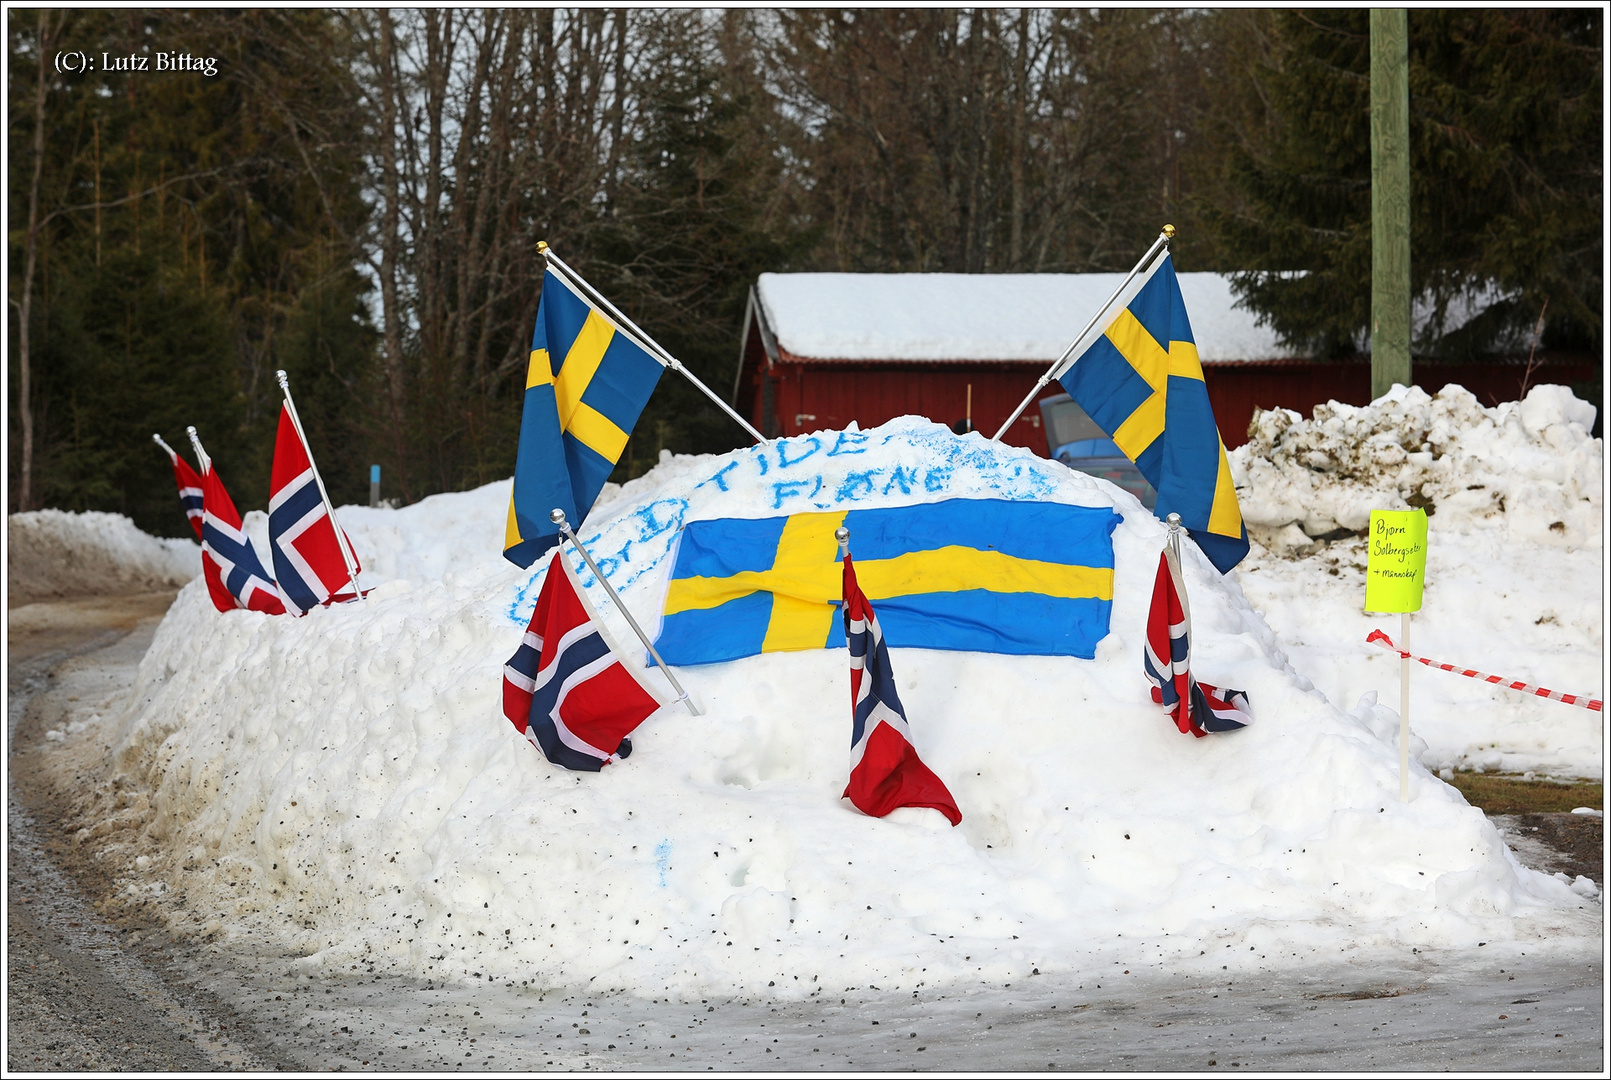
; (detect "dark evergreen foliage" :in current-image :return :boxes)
[1195,9,1602,358]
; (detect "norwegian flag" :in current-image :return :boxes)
[1143,544,1251,737]
[842,554,962,826]
[156,436,205,541]
[502,550,664,771]
[200,461,285,615]
[268,405,361,613]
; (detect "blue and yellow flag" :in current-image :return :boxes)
[653,499,1119,665]
[1056,253,1249,573]
[504,268,666,567]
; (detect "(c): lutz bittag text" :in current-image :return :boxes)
[55,51,219,77]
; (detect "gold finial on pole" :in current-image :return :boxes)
[1161,224,1176,240]
[535,240,549,256]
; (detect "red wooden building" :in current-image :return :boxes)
[733,272,1597,452]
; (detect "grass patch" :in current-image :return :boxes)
[1445,773,1603,814]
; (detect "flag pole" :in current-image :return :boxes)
[152,432,180,460]
[536,242,767,445]
[1165,512,1191,632]
[185,425,211,473]
[991,225,1176,442]
[1399,610,1411,802]
[550,508,700,716]
[275,370,365,604]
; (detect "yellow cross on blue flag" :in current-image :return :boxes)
[504,268,666,567]
[1055,253,1249,573]
[653,499,1120,665]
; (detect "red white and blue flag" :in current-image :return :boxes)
[842,554,962,825]
[158,438,205,541]
[1143,545,1251,737]
[269,405,360,614]
[200,461,285,615]
[502,550,664,771]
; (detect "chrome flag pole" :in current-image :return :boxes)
[991,225,1175,442]
[537,242,767,445]
[550,509,700,716]
[1165,512,1191,633]
[185,425,211,472]
[275,370,365,603]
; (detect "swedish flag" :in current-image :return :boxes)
[1056,253,1249,573]
[504,268,666,567]
[654,499,1120,665]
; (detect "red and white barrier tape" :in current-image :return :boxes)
[1366,630,1602,712]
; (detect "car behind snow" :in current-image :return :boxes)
[1038,392,1157,510]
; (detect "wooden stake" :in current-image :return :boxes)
[1400,611,1412,801]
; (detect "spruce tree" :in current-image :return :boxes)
[1195,9,1601,358]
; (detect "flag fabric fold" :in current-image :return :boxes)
[842,553,962,825]
[269,404,361,613]
[502,549,665,771]
[158,440,206,541]
[504,268,667,568]
[655,499,1119,665]
[200,462,285,615]
[1143,545,1250,737]
[1056,253,1250,573]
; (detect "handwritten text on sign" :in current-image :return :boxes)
[1365,508,1428,613]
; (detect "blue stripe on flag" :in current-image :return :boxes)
[1059,338,1154,441]
[507,641,540,682]
[826,589,1114,657]
[203,522,275,597]
[528,630,618,771]
[269,479,326,612]
[543,273,594,356]
[582,332,668,432]
[841,500,1114,566]
[654,590,775,667]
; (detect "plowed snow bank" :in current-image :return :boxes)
[8,511,198,606]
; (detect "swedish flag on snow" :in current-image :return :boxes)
[504,268,666,567]
[1055,253,1249,573]
[653,499,1120,665]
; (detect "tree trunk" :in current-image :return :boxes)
[374,10,412,500]
[1010,10,1029,269]
[16,11,54,512]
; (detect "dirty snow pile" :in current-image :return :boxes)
[7,509,198,605]
[1230,383,1602,779]
[95,416,1594,998]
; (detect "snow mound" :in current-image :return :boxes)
[105,418,1591,997]
[1230,384,1602,777]
[1233,382,1600,548]
[8,510,199,605]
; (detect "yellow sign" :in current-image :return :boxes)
[1365,509,1428,613]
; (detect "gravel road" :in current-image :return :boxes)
[6,593,1604,1072]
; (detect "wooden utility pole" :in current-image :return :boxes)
[1370,9,1411,400]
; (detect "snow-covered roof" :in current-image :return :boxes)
[754,271,1308,364]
